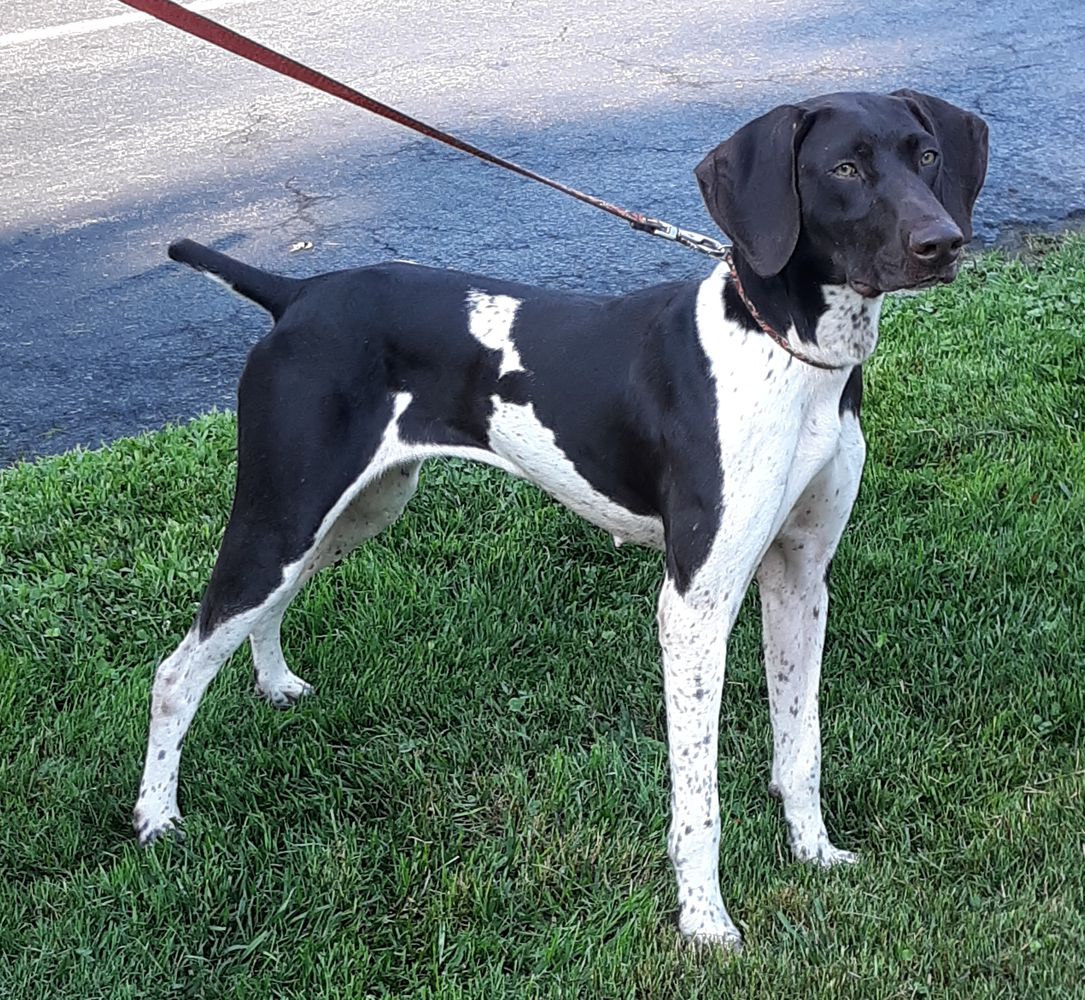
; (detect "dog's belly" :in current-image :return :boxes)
[486,398,664,550]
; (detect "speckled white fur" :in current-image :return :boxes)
[655,265,870,944]
[135,269,877,951]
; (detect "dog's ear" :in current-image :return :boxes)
[891,89,989,242]
[694,104,810,277]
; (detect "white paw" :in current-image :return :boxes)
[133,809,184,847]
[257,671,313,709]
[679,904,744,951]
[795,839,859,867]
[683,925,745,951]
[815,844,859,867]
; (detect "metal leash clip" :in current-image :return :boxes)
[674,228,732,260]
[629,216,731,261]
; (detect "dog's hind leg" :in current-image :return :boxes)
[250,462,421,707]
[133,532,323,845]
[134,319,414,843]
[133,603,271,845]
[133,455,421,845]
[248,607,311,708]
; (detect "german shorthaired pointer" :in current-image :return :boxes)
[135,89,988,948]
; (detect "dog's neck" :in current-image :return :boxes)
[723,252,883,370]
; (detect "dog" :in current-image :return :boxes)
[134,89,987,948]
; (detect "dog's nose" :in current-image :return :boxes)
[908,221,964,264]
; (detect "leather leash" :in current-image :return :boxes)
[115,0,836,370]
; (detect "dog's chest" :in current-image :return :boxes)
[696,284,852,530]
[716,353,846,510]
[482,370,842,560]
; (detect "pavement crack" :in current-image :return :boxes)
[273,177,338,239]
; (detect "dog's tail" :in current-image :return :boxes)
[168,239,302,320]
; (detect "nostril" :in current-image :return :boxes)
[908,225,965,262]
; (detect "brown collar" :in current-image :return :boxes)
[723,249,841,371]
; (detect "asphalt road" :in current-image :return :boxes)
[2,0,1083,466]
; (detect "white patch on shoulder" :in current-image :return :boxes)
[462,288,659,545]
[466,290,524,376]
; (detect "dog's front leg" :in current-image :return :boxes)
[756,428,865,866]
[658,574,743,949]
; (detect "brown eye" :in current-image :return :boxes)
[920,150,938,167]
[832,162,859,178]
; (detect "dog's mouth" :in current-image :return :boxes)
[847,279,882,298]
[849,265,959,298]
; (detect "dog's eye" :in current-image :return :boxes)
[920,150,938,167]
[832,162,859,179]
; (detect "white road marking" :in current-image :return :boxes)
[0,0,259,50]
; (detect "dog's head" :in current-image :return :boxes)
[695,90,989,296]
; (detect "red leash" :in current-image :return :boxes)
[115,0,836,369]
[116,0,695,244]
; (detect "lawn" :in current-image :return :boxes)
[0,238,1083,998]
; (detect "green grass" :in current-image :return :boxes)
[1,237,1083,998]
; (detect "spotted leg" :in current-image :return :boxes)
[250,606,313,708]
[756,418,864,866]
[133,609,263,845]
[658,574,745,948]
[249,463,421,708]
[134,460,422,845]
